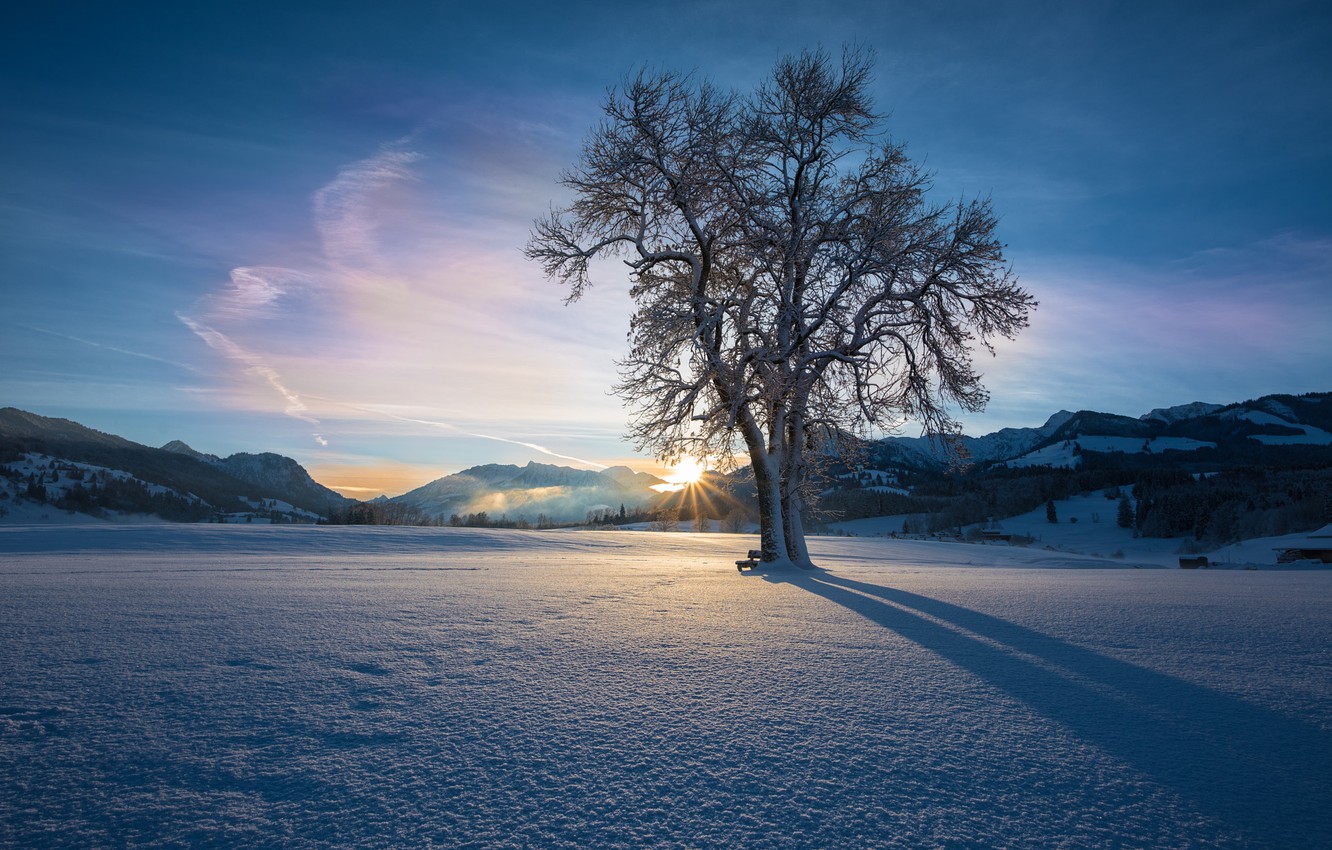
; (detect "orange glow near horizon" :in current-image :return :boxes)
[651,457,707,493]
[314,456,719,501]
[307,462,453,500]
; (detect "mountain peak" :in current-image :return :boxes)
[1140,402,1223,424]
[394,460,665,522]
[1041,410,1075,433]
[1,408,350,518]
[161,440,217,462]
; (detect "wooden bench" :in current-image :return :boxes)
[736,549,763,571]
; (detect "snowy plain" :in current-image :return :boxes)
[2,525,1329,849]
[826,489,1327,570]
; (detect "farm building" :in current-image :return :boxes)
[1275,524,1332,564]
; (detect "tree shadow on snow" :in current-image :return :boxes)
[765,567,1332,847]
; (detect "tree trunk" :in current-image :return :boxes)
[784,484,812,567]
[782,414,814,568]
[749,448,790,564]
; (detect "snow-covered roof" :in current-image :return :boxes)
[1275,524,1332,550]
[1306,523,1332,540]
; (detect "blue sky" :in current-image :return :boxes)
[3,0,1330,496]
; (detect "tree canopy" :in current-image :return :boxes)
[527,48,1035,566]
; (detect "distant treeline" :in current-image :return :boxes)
[322,502,659,529]
[1131,466,1331,545]
[815,460,1332,544]
[817,466,1138,532]
[3,464,211,522]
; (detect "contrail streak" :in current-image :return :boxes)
[176,313,327,447]
[357,407,608,470]
[21,324,199,373]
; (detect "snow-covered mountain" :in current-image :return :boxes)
[6,390,1327,524]
[874,392,1331,470]
[392,460,667,522]
[873,409,1075,468]
[0,408,350,520]
[160,441,351,512]
[1140,401,1224,425]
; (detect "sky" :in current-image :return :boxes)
[3,0,1330,497]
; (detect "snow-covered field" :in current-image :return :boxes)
[2,525,1329,848]
[826,490,1329,570]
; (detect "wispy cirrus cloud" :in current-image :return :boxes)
[176,130,622,470]
[177,142,429,450]
[312,141,424,269]
[175,143,427,449]
[355,405,608,470]
[204,266,315,321]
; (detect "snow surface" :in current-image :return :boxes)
[1226,410,1332,446]
[1004,441,1080,469]
[1078,435,1216,454]
[2,525,1329,849]
[987,492,1189,567]
[1004,436,1217,471]
[823,489,1312,569]
[1141,402,1223,424]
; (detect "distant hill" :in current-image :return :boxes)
[874,410,1076,468]
[391,461,668,523]
[871,392,1332,472]
[5,390,1328,527]
[823,392,1332,551]
[0,408,351,520]
[160,441,351,514]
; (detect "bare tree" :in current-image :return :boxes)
[527,47,1034,567]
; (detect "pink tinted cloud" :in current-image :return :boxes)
[312,142,424,269]
[178,129,628,468]
[207,266,314,321]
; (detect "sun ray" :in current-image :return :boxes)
[652,457,707,492]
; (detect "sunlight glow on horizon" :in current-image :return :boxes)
[651,458,708,493]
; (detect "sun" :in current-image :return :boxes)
[652,457,707,492]
[670,457,706,486]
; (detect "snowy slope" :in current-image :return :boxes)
[1000,433,1216,468]
[875,392,1332,471]
[2,526,1329,849]
[1225,409,1332,445]
[1004,441,1080,469]
[1140,401,1224,424]
[0,409,348,518]
[1078,435,1216,453]
[877,410,1074,466]
[825,489,1262,568]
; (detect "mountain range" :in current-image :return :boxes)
[872,392,1332,471]
[389,461,667,522]
[0,408,351,520]
[2,391,1329,524]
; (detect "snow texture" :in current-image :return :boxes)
[1077,435,1216,454]
[1004,441,1081,469]
[1140,402,1224,424]
[1005,436,1218,471]
[2,525,1329,849]
[830,490,1332,570]
[1226,410,1332,446]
